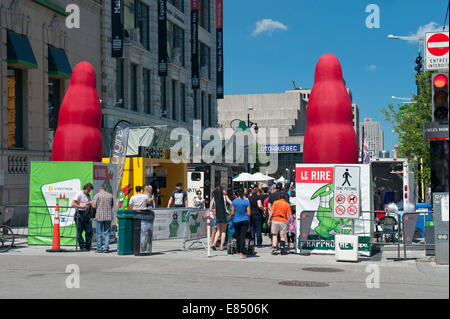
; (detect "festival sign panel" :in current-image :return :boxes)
[295,164,373,256]
[28,162,117,246]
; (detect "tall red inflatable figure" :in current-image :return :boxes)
[51,61,103,162]
[303,54,358,164]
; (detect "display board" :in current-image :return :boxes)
[28,162,117,246]
[333,166,361,219]
[295,164,373,256]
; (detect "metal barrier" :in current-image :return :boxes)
[0,205,80,250]
[1,205,210,253]
[297,209,435,261]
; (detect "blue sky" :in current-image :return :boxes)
[223,0,449,152]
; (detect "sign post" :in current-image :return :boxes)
[333,166,361,262]
[333,166,361,220]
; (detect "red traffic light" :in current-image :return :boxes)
[433,74,448,88]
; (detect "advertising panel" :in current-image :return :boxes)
[295,164,373,256]
[28,162,117,246]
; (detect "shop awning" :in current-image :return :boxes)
[7,30,38,69]
[48,45,72,78]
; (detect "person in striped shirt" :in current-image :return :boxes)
[92,187,114,253]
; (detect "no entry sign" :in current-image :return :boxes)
[425,31,449,71]
[333,166,361,219]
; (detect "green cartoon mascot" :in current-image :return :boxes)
[312,183,350,238]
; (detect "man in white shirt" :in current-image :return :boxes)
[72,183,94,251]
[129,186,150,210]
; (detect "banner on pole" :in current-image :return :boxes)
[216,0,223,98]
[111,0,124,58]
[158,0,168,76]
[191,0,199,88]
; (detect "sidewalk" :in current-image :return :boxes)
[1,235,447,299]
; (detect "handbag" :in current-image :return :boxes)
[85,204,96,219]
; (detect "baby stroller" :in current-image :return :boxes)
[227,219,256,256]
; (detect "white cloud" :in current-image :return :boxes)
[251,19,288,37]
[408,22,448,43]
[366,65,377,71]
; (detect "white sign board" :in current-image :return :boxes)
[425,31,449,71]
[333,166,361,219]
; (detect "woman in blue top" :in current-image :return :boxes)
[228,189,250,258]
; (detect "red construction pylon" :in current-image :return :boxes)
[47,203,63,252]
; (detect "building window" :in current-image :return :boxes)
[171,79,177,120]
[199,0,210,32]
[208,94,213,127]
[167,21,185,67]
[201,91,205,126]
[7,68,24,149]
[130,64,137,111]
[124,0,136,37]
[161,77,167,118]
[199,42,211,79]
[143,68,151,114]
[136,1,149,50]
[181,83,186,122]
[168,0,184,12]
[115,59,124,107]
[48,77,61,149]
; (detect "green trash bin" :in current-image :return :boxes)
[117,209,135,255]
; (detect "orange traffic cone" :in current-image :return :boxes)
[47,203,64,252]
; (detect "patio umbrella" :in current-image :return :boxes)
[251,172,275,181]
[232,173,254,182]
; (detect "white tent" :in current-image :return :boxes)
[233,173,254,182]
[251,172,275,182]
[276,176,286,183]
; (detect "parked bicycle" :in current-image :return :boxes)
[0,209,14,252]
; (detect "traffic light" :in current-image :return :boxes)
[415,55,422,74]
[432,72,449,122]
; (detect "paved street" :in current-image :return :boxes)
[0,236,448,299]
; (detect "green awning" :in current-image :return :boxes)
[48,45,72,78]
[7,30,38,69]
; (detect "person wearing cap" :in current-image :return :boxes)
[167,182,188,208]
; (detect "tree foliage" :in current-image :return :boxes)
[380,71,432,188]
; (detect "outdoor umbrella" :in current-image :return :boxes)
[251,172,275,181]
[232,173,254,182]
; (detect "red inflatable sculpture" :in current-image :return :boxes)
[303,54,358,164]
[51,61,103,162]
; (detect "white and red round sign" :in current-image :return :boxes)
[427,33,449,57]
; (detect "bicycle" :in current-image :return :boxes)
[0,210,15,252]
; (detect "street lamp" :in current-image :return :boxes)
[229,107,259,174]
[392,96,414,104]
[247,107,259,133]
[387,34,424,95]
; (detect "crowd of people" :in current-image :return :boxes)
[206,182,297,258]
[71,180,297,258]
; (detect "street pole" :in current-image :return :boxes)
[420,157,425,203]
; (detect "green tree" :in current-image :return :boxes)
[380,71,432,188]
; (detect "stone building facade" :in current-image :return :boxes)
[0,0,219,207]
[101,0,218,153]
[0,0,102,207]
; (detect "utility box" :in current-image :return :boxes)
[433,193,449,265]
[335,234,359,262]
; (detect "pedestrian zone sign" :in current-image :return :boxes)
[333,166,361,219]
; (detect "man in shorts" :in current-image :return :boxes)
[268,192,291,255]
